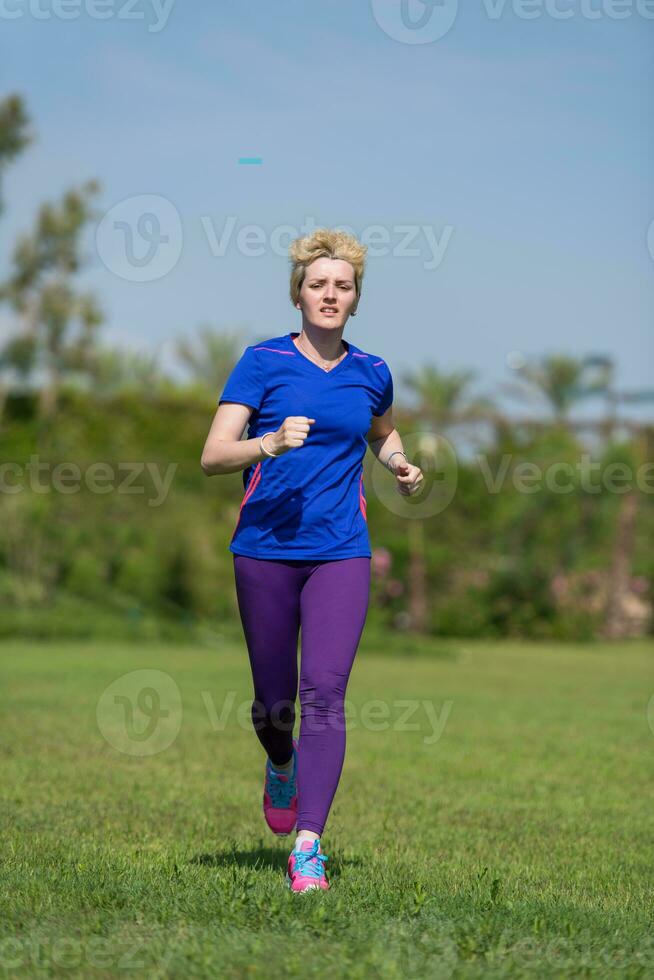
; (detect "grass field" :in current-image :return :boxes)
[1,634,653,978]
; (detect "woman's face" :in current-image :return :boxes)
[296,257,358,330]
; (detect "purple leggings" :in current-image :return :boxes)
[233,554,371,836]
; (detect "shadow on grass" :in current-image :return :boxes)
[190,845,363,878]
[191,847,287,872]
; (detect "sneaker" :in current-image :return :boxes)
[263,738,298,837]
[286,838,330,893]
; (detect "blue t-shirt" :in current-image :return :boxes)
[218,331,393,560]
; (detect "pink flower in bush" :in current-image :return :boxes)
[386,579,404,598]
[372,547,392,579]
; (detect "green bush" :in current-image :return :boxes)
[0,390,651,640]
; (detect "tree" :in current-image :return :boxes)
[399,365,495,633]
[0,93,31,216]
[402,364,495,430]
[501,353,610,425]
[0,94,32,421]
[502,352,654,639]
[583,354,654,442]
[85,344,169,398]
[578,358,654,638]
[1,180,103,418]
[175,325,250,395]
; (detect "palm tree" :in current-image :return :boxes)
[500,353,610,425]
[399,365,495,634]
[583,354,654,441]
[402,364,495,430]
[601,482,644,639]
[175,325,250,396]
[85,345,169,398]
[503,353,654,639]
[573,356,654,638]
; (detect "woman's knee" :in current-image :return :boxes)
[251,697,296,734]
[298,678,348,735]
[300,667,350,704]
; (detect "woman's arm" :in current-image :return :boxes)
[366,405,424,496]
[201,402,268,476]
[366,406,407,470]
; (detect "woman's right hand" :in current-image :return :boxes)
[264,417,316,456]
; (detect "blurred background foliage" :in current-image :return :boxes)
[1,93,652,644]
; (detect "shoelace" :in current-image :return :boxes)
[266,763,296,807]
[292,840,329,879]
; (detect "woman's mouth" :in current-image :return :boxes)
[320,307,338,316]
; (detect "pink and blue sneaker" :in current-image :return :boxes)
[263,738,298,837]
[286,837,330,892]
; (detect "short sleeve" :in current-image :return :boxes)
[218,346,265,411]
[373,364,393,417]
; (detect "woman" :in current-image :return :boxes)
[201,228,423,892]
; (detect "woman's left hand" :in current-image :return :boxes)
[391,460,424,496]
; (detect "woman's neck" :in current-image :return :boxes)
[295,324,346,363]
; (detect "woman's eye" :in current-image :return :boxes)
[309,283,351,289]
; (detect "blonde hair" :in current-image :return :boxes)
[289,228,367,310]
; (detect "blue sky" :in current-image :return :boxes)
[1,0,652,419]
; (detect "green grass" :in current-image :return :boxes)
[1,636,653,978]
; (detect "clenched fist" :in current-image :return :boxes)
[262,417,316,456]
